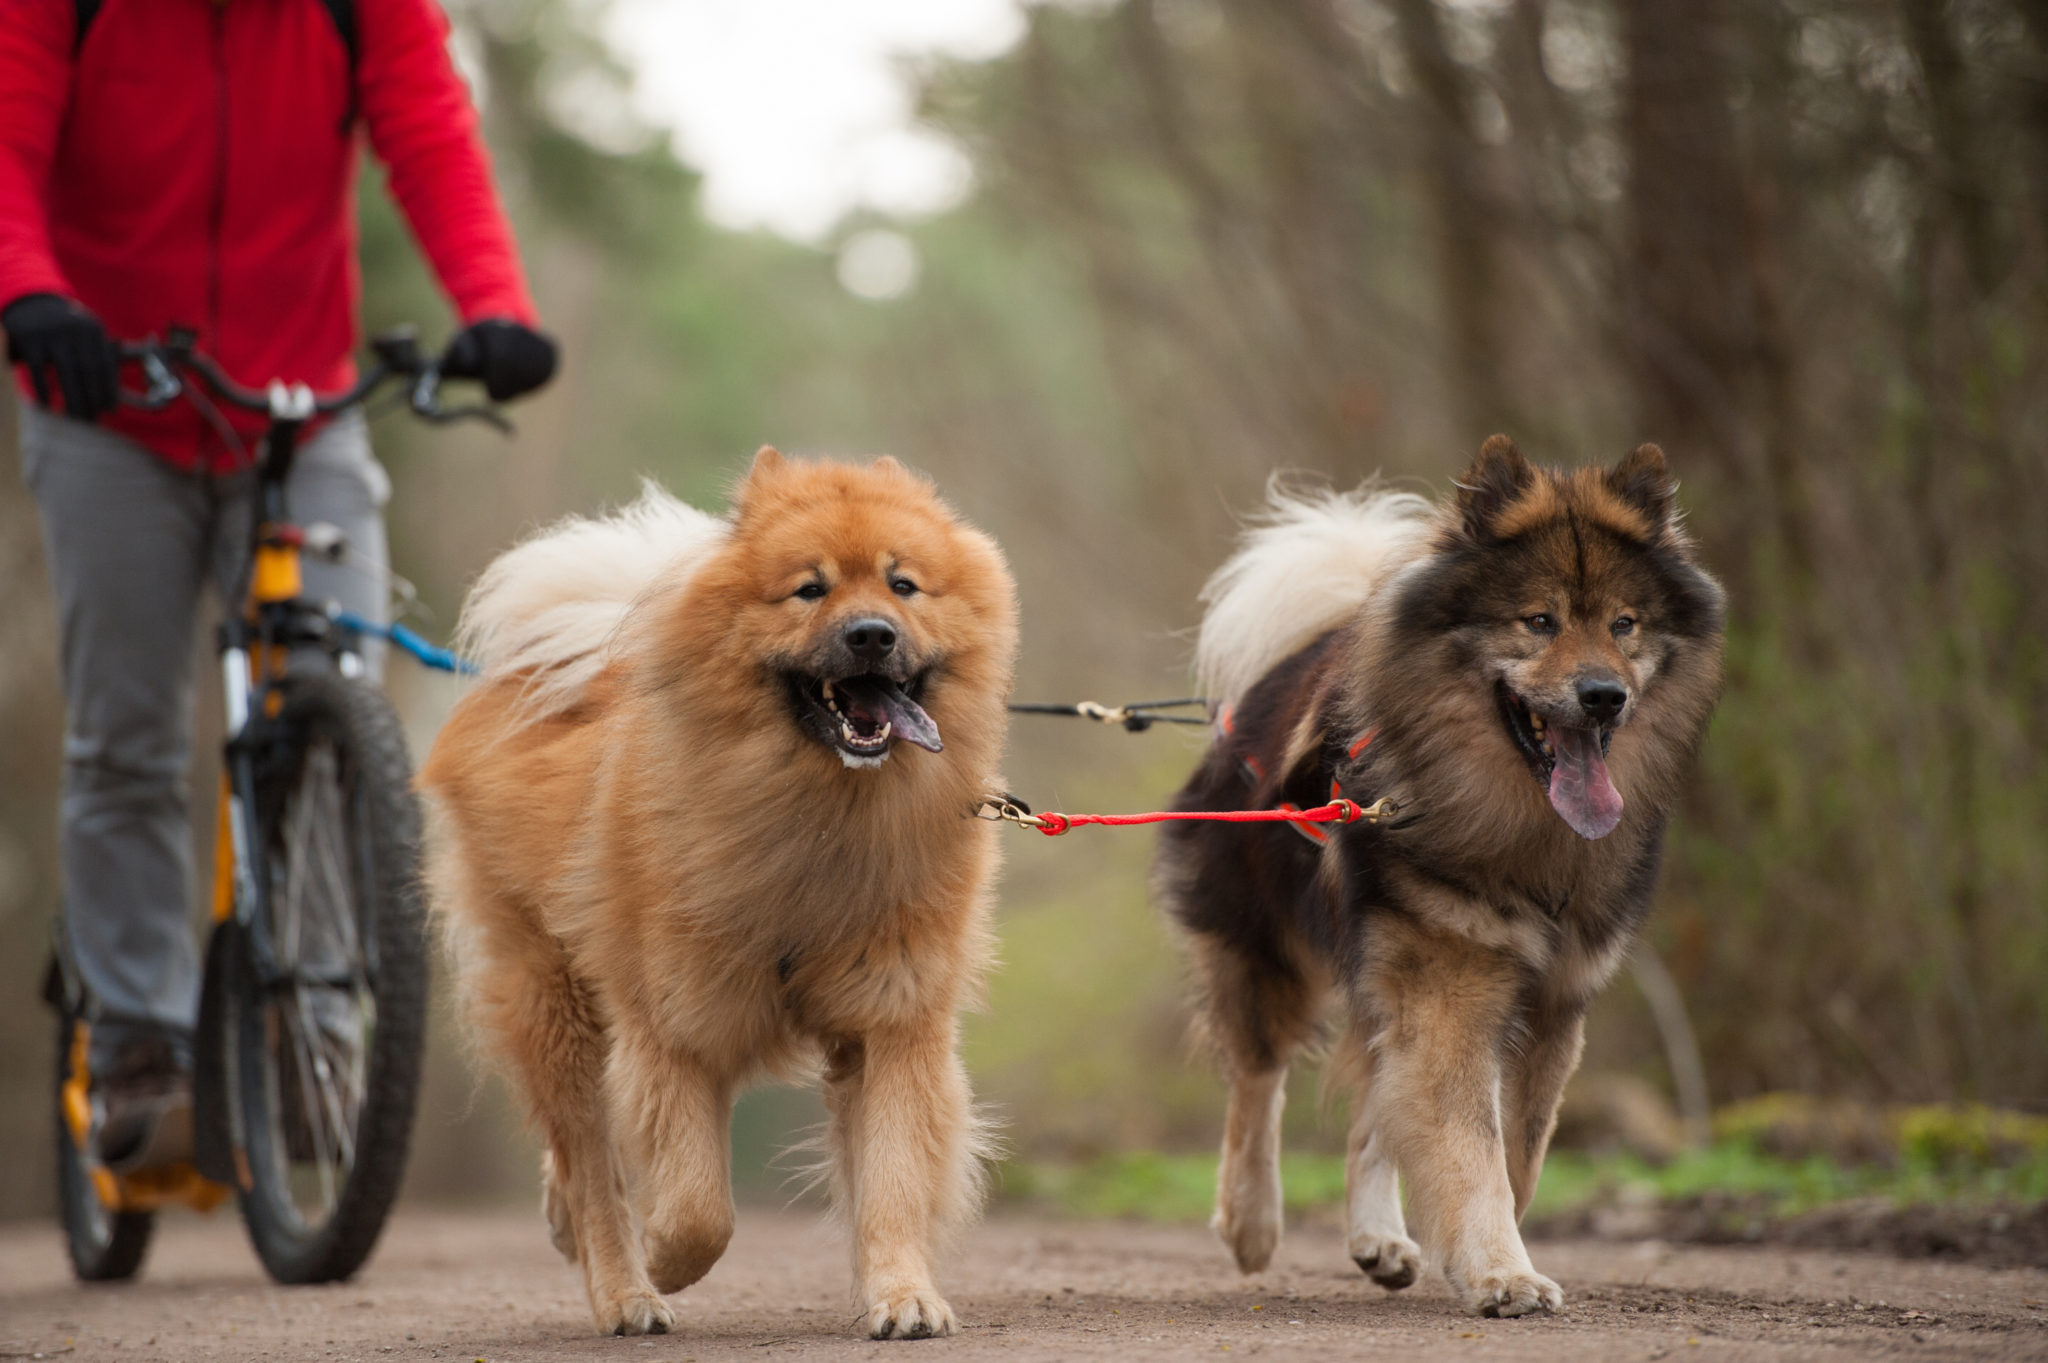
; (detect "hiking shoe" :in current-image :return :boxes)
[94,1033,194,1172]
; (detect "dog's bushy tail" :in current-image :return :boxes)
[1194,477,1436,707]
[454,481,728,717]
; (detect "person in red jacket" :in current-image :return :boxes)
[1,0,556,1165]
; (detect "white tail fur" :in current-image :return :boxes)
[1194,478,1438,706]
[454,481,729,716]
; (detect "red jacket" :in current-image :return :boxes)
[0,0,538,470]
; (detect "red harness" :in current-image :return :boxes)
[1217,705,1380,846]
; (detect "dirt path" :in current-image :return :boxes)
[3,1208,2043,1362]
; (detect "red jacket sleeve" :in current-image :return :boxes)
[0,1,78,310]
[358,0,538,326]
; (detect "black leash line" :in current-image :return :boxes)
[1006,697,1211,731]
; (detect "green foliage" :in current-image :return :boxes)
[1003,1150,1347,1223]
[1895,1104,2048,1173]
[1528,1143,2048,1222]
[1713,1092,2048,1174]
[1001,1102,2048,1225]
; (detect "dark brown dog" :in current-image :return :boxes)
[1158,437,1724,1317]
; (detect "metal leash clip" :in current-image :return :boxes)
[970,793,1048,829]
[1353,797,1401,823]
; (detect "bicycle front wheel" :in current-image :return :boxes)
[226,671,427,1283]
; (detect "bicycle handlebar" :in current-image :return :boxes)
[113,326,510,433]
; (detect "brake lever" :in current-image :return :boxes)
[410,368,513,434]
[430,403,514,434]
[119,350,184,410]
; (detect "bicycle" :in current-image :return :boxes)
[45,326,502,1284]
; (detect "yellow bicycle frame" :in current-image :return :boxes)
[64,1019,228,1215]
[71,532,307,1215]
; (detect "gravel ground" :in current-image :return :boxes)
[3,1207,2045,1362]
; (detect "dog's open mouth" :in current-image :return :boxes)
[1498,681,1623,840]
[792,672,942,765]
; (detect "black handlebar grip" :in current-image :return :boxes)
[371,327,422,374]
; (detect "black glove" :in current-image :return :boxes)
[440,318,557,403]
[2,293,120,421]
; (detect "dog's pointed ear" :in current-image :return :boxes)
[1456,434,1533,540]
[1607,443,1676,532]
[732,446,789,518]
[871,454,904,476]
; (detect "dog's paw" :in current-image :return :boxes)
[1211,1202,1281,1274]
[1349,1232,1421,1290]
[1465,1268,1563,1318]
[864,1288,957,1340]
[644,1219,732,1295]
[592,1289,676,1336]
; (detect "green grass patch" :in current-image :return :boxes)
[998,1113,2048,1224]
[1526,1141,2048,1221]
[999,1151,1348,1223]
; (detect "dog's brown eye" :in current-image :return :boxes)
[1612,614,1637,636]
[1524,613,1557,635]
[890,577,918,597]
[794,582,828,601]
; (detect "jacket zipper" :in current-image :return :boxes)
[205,3,229,465]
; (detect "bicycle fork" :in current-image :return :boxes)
[197,480,312,1191]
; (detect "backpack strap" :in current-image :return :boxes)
[74,0,358,132]
[319,0,360,132]
[72,0,104,55]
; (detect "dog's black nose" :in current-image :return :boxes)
[1575,677,1628,723]
[843,617,897,661]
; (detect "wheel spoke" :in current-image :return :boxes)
[281,994,337,1219]
[262,734,376,1228]
[303,991,359,1172]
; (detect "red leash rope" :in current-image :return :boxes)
[972,795,1401,837]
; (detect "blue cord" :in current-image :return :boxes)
[331,610,477,675]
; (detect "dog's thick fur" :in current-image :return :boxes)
[1159,438,1724,1317]
[419,450,1016,1338]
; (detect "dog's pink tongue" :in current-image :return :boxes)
[841,677,943,753]
[1547,725,1623,839]
[880,688,942,753]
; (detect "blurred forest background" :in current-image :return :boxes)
[2,0,2045,1222]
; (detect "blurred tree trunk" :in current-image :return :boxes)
[1732,4,1808,567]
[1621,0,1756,472]
[1013,8,1272,489]
[1904,0,2003,292]
[2016,0,2048,250]
[1389,0,1514,434]
[1118,0,1330,467]
[1621,0,1810,583]
[1895,0,2009,1098]
[1228,1,1352,460]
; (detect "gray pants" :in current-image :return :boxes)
[21,405,391,1065]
